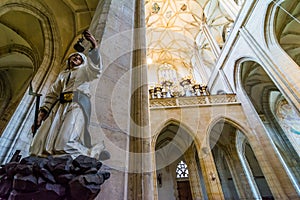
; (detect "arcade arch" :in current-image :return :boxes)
[239,60,300,193]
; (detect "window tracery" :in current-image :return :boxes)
[176,160,189,179]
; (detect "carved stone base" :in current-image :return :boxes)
[0,155,110,200]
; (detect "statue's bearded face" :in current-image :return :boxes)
[69,53,83,68]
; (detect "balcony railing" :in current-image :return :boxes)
[149,94,238,108]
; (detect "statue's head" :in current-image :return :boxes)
[67,52,86,69]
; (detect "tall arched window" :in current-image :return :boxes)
[176,160,189,179]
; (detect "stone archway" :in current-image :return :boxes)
[154,122,203,200]
[209,119,274,199]
[0,0,59,163]
[239,60,300,188]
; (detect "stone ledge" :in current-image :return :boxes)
[150,94,238,108]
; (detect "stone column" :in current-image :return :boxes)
[236,132,261,199]
[151,140,159,200]
[184,146,203,200]
[214,158,233,199]
[226,147,259,199]
[198,150,225,200]
[127,0,153,199]
[89,0,135,199]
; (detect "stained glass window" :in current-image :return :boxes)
[176,160,189,178]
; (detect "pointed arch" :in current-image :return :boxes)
[208,116,274,199]
[0,0,60,163]
[233,58,300,194]
[234,56,264,93]
[152,118,196,145]
[154,118,203,200]
[205,115,252,149]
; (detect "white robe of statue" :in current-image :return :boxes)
[30,48,104,159]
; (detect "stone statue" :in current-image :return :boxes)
[30,30,109,161]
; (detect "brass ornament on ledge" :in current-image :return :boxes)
[192,84,201,96]
[180,78,193,97]
[154,85,163,98]
[149,81,210,99]
[161,80,173,98]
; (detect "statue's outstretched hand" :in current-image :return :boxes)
[83,30,98,49]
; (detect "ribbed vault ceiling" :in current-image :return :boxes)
[145,0,234,69]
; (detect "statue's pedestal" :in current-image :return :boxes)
[0,155,110,200]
